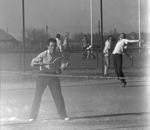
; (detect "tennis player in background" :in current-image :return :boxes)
[112,33,142,87]
[103,35,112,76]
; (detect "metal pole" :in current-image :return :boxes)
[100,0,104,75]
[97,20,101,68]
[138,0,141,49]
[90,0,93,46]
[22,0,25,72]
[0,46,1,92]
[46,25,48,40]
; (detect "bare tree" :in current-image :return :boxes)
[25,27,50,48]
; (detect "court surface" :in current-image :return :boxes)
[1,68,150,130]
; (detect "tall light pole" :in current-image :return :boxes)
[100,0,104,75]
[138,0,141,48]
[90,0,93,46]
[22,0,25,72]
[46,25,48,40]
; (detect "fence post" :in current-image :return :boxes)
[131,57,134,67]
[96,49,99,68]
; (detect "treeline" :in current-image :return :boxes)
[3,27,149,50]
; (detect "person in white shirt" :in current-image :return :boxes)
[56,34,69,70]
[63,35,69,59]
[103,35,112,76]
[112,33,141,87]
[56,34,63,53]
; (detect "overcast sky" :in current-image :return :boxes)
[0,0,149,38]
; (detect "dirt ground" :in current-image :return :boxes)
[1,67,150,130]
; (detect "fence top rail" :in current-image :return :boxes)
[0,47,149,53]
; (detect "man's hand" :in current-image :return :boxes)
[139,39,144,43]
[86,45,92,50]
[30,62,45,67]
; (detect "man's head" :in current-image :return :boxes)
[108,35,112,40]
[56,34,61,39]
[83,35,87,39]
[119,33,126,39]
[47,38,57,53]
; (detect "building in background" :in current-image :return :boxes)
[0,29,19,48]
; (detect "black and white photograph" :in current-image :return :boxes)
[0,0,150,129]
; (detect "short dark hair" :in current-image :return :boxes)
[108,35,112,38]
[47,38,57,46]
[56,34,61,38]
[121,33,126,38]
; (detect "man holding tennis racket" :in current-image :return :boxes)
[29,38,70,122]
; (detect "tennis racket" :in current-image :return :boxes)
[31,57,62,67]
